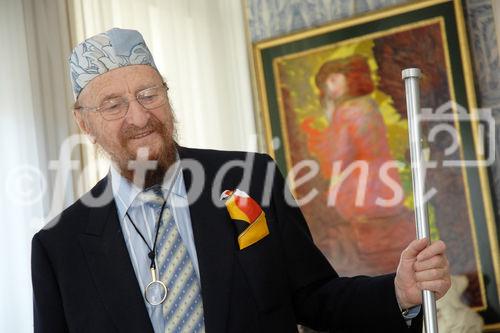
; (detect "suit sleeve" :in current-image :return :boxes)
[31,233,69,333]
[264,154,422,332]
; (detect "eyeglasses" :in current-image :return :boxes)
[76,83,169,120]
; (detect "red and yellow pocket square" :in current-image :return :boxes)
[220,189,269,250]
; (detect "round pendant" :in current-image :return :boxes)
[145,280,168,305]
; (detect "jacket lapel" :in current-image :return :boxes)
[78,177,154,333]
[179,147,236,333]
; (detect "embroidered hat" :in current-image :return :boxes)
[69,27,157,99]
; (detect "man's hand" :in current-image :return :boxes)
[394,238,451,309]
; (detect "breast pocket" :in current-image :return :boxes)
[235,219,288,312]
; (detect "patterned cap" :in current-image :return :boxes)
[69,28,157,99]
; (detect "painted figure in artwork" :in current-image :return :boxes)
[301,55,415,272]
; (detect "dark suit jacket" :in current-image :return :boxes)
[32,146,422,332]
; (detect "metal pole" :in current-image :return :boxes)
[402,68,439,333]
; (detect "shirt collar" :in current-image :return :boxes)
[110,160,186,222]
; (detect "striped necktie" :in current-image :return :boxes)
[141,185,205,332]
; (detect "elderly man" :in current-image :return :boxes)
[31,28,450,333]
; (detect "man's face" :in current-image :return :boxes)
[75,65,176,178]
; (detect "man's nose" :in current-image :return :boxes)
[124,99,149,127]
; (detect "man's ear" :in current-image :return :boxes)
[73,110,96,144]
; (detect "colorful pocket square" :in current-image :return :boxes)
[220,189,269,250]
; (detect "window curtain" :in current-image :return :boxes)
[1,0,78,331]
[0,0,72,331]
[0,3,43,332]
[68,0,259,185]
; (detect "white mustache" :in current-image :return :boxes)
[122,121,160,140]
[129,129,155,139]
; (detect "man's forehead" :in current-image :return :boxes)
[80,65,162,101]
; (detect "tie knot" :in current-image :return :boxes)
[135,185,165,206]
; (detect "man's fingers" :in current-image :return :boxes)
[396,239,451,304]
[414,255,448,272]
[416,240,446,261]
[401,238,429,260]
[417,279,451,298]
[415,267,448,282]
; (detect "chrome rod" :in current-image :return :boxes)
[402,68,438,333]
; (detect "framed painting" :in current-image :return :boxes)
[253,0,500,329]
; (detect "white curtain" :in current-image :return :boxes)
[69,0,259,185]
[0,2,41,331]
[0,1,46,332]
[1,0,78,331]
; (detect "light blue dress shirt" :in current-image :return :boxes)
[110,165,201,333]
